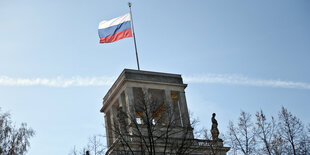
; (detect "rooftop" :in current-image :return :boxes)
[101,69,187,112]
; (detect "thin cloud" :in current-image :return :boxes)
[0,76,115,87]
[0,74,309,90]
[183,74,310,90]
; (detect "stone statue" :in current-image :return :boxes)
[211,113,220,141]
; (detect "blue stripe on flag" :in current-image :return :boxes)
[98,21,131,38]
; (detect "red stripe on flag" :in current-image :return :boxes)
[100,29,132,43]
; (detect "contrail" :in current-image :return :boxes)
[183,74,310,90]
[0,76,115,87]
[0,75,309,90]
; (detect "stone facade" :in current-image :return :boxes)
[101,69,230,155]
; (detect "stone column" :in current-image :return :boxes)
[124,87,135,133]
[118,96,124,108]
[164,89,173,124]
[120,93,128,114]
[108,108,116,143]
[179,91,190,126]
[142,87,150,115]
[118,96,127,126]
[104,113,111,147]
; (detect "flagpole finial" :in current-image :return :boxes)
[128,2,132,7]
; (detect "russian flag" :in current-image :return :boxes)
[98,13,132,43]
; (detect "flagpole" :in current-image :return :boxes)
[128,2,140,71]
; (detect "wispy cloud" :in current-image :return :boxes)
[183,74,310,90]
[0,74,309,90]
[0,76,115,87]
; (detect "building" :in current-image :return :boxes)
[101,69,230,155]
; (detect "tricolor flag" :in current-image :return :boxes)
[98,13,132,43]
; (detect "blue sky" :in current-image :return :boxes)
[1,0,310,154]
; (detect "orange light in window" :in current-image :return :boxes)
[171,92,178,100]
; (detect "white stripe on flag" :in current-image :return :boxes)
[98,13,131,29]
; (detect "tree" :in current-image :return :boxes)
[278,106,304,155]
[255,110,276,155]
[298,132,310,155]
[87,135,105,155]
[106,89,211,155]
[68,146,79,155]
[227,107,310,155]
[303,124,310,154]
[68,134,106,155]
[69,89,213,155]
[227,111,256,155]
[0,108,35,155]
[270,132,286,155]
